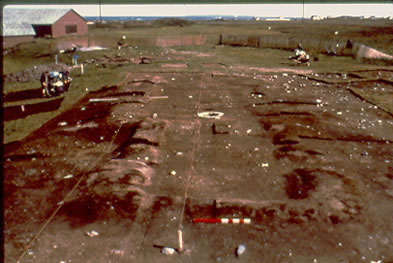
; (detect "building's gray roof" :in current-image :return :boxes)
[2,7,73,36]
[3,21,36,37]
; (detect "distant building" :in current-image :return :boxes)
[363,15,376,20]
[265,17,291,21]
[311,15,323,21]
[3,7,88,48]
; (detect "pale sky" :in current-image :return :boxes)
[5,4,393,18]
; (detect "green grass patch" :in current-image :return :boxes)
[3,20,393,144]
[4,96,61,108]
[4,111,58,144]
[152,18,194,27]
[3,65,126,144]
[3,80,39,95]
[4,39,59,74]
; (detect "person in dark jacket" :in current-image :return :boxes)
[41,71,72,97]
[289,43,310,65]
[117,35,128,50]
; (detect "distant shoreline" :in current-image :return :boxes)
[84,15,391,22]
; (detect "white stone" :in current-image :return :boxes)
[162,247,176,255]
[236,245,246,256]
[86,231,99,237]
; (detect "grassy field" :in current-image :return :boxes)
[4,65,126,143]
[3,19,393,144]
[5,18,393,75]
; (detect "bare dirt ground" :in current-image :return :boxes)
[4,52,393,263]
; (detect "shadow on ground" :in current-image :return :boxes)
[4,97,64,121]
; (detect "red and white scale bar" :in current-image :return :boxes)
[192,218,251,224]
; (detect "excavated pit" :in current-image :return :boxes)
[4,97,64,121]
[4,88,44,103]
[4,67,393,263]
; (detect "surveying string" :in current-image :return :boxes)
[192,218,251,224]
[17,122,125,263]
[177,76,204,252]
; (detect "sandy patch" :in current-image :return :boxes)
[233,65,313,75]
[161,63,188,68]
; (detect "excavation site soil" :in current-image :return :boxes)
[4,38,393,262]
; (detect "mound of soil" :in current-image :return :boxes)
[5,63,72,83]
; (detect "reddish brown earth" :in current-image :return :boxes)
[4,65,393,262]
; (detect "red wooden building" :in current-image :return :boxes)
[3,7,88,48]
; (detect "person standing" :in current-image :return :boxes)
[117,35,127,50]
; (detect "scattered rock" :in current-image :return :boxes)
[161,247,176,255]
[385,189,393,198]
[110,249,124,256]
[25,168,38,177]
[236,244,246,257]
[58,122,68,126]
[198,111,224,119]
[86,231,99,237]
[212,122,230,135]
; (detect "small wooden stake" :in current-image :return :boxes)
[178,230,183,252]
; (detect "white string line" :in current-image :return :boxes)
[17,122,125,263]
[177,75,204,240]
